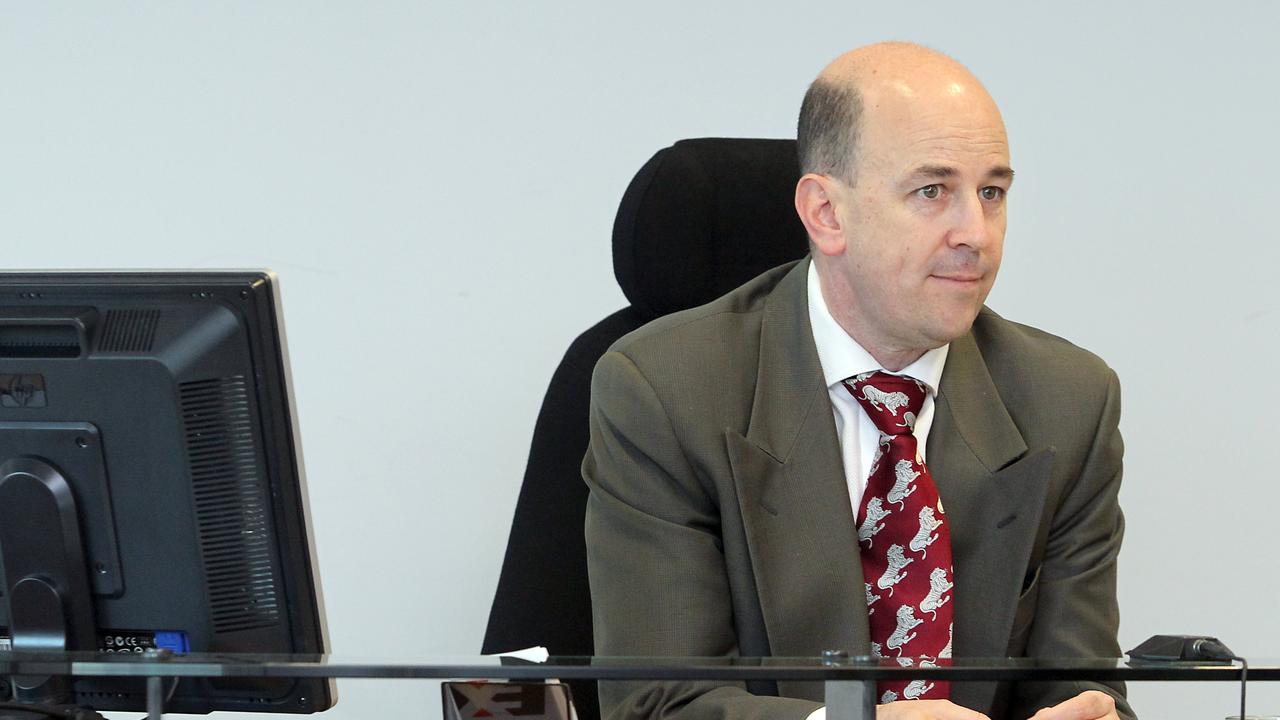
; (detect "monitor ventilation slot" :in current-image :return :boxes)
[98,309,160,353]
[0,325,81,358]
[179,376,281,634]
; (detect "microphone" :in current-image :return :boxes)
[1127,634,1237,662]
[1127,635,1246,719]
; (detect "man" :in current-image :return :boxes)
[583,42,1132,720]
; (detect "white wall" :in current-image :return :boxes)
[4,2,1278,718]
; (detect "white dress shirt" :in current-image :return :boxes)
[803,261,949,720]
[805,261,949,513]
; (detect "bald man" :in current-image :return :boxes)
[584,43,1133,720]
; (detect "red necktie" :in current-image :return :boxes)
[843,371,954,704]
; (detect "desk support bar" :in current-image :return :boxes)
[825,679,875,720]
[145,675,163,720]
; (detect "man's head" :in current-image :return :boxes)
[794,42,1013,371]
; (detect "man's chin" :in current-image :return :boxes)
[923,311,983,346]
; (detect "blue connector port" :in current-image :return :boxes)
[154,631,190,654]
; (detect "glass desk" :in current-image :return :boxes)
[0,652,1269,719]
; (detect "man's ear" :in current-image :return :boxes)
[794,173,847,257]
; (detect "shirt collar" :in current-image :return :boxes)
[806,260,949,395]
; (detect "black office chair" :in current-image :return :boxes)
[482,137,809,720]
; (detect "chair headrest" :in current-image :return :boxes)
[612,138,810,320]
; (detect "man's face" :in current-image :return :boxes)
[824,83,1012,357]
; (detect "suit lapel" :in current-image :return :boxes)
[929,329,1054,712]
[727,261,869,702]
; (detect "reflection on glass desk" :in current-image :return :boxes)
[0,651,1266,681]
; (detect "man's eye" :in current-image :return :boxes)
[917,185,941,200]
[980,186,1005,201]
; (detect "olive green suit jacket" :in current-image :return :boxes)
[583,259,1134,720]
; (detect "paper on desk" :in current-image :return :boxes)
[471,646,577,720]
[488,646,549,663]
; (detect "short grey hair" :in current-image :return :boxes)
[796,78,863,184]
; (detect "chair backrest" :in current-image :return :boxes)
[482,138,808,720]
[613,137,811,319]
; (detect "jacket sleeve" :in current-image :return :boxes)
[1009,369,1136,720]
[583,349,822,720]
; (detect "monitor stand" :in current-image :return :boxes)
[0,457,99,717]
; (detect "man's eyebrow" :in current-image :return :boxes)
[988,165,1015,181]
[907,164,957,180]
[903,164,1016,182]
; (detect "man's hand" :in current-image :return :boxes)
[875,700,991,719]
[1028,690,1119,720]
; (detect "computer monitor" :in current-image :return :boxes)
[0,271,333,715]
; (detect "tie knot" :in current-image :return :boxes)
[843,371,928,435]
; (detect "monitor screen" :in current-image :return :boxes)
[0,271,332,714]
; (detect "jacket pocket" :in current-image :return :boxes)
[1006,564,1042,654]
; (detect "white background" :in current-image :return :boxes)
[4,2,1278,718]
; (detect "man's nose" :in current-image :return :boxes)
[946,192,990,250]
